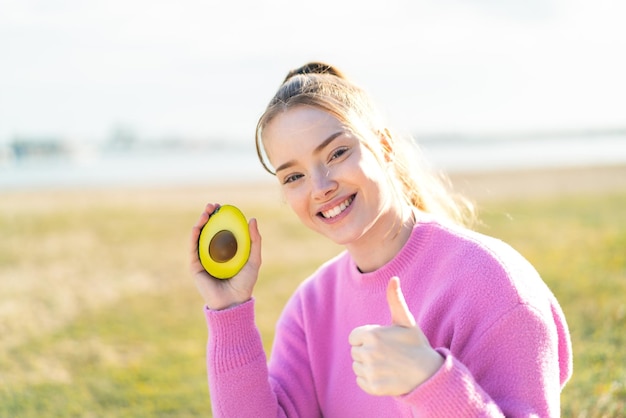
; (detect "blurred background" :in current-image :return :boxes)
[1,1,625,416]
[1,0,625,189]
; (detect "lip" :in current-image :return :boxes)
[316,194,356,223]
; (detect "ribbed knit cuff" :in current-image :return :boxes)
[204,299,266,374]
[400,348,500,416]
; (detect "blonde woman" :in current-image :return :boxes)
[190,62,572,417]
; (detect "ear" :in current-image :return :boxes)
[378,128,394,163]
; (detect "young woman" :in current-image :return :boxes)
[189,62,573,417]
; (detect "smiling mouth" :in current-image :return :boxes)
[319,195,355,219]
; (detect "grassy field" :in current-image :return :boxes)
[1,166,625,417]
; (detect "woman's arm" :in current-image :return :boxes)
[205,296,321,418]
[402,303,566,417]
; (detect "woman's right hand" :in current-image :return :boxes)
[189,203,262,310]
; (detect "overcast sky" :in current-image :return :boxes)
[1,0,625,143]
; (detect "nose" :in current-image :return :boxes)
[311,167,336,200]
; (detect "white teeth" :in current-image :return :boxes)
[321,197,353,219]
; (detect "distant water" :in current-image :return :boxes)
[0,146,268,190]
[1,135,625,191]
[419,134,626,172]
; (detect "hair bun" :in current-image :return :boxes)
[283,62,345,82]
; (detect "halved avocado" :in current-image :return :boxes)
[198,205,251,279]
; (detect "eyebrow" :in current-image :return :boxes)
[275,131,344,173]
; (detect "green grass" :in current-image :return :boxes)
[477,193,626,416]
[0,186,624,417]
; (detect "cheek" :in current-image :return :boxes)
[282,188,310,219]
[352,154,384,185]
[356,157,394,203]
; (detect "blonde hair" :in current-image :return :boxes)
[255,62,476,228]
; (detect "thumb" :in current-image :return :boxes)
[387,276,416,327]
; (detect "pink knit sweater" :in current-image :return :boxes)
[204,217,573,417]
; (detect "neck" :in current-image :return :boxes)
[347,204,416,273]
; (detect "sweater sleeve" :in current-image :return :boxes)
[400,304,564,417]
[204,298,319,418]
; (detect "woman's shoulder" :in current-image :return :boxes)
[423,216,533,271]
[419,217,552,307]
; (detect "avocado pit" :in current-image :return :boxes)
[209,230,238,263]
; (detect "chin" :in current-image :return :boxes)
[325,229,363,247]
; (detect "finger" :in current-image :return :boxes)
[190,212,207,243]
[190,203,218,241]
[189,204,218,270]
[352,362,370,392]
[355,375,369,393]
[350,345,365,362]
[348,324,380,346]
[247,218,262,268]
[386,276,416,327]
[205,202,220,215]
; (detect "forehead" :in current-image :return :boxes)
[262,106,345,162]
[264,105,343,143]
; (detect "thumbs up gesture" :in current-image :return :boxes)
[348,277,444,396]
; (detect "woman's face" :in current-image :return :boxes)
[262,105,396,247]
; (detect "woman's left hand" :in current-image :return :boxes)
[348,276,444,396]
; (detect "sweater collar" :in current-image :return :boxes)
[346,214,435,293]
